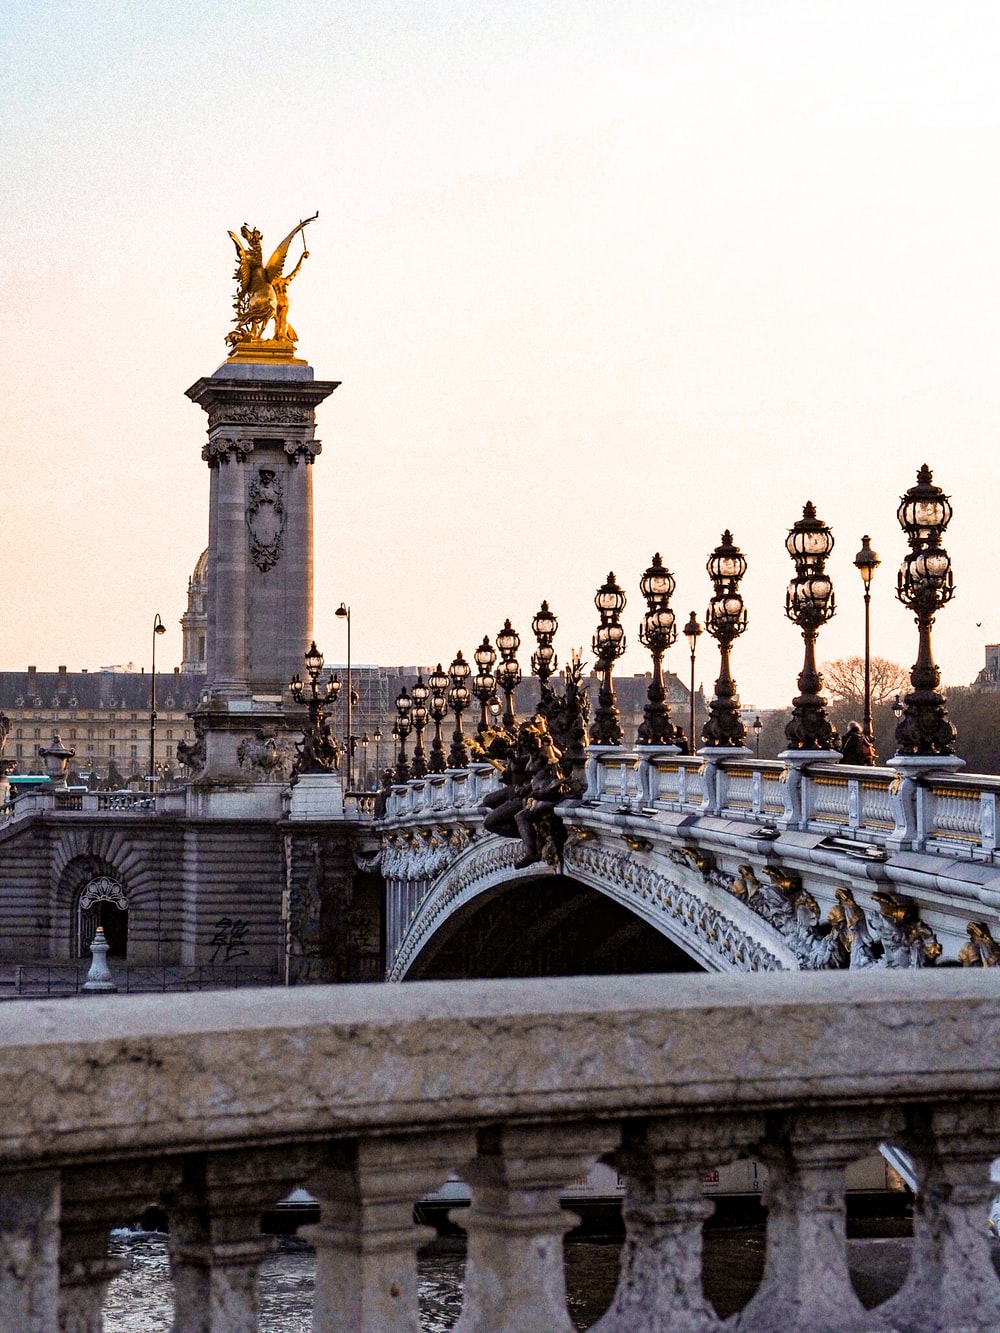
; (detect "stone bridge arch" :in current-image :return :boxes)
[387,832,795,980]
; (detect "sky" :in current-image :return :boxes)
[4,0,1000,707]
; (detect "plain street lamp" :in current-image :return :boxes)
[373,726,383,778]
[853,535,881,741]
[149,613,167,793]
[335,602,353,787]
[682,612,702,753]
[753,715,763,757]
[360,732,370,788]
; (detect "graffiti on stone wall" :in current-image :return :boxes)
[208,916,251,963]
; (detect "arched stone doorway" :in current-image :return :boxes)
[404,874,706,980]
[76,876,130,959]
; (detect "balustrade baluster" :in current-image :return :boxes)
[593,1114,762,1333]
[0,1169,61,1332]
[59,1160,173,1332]
[879,1103,1000,1332]
[168,1146,315,1332]
[305,1130,473,1333]
[454,1121,615,1333]
[736,1108,897,1332]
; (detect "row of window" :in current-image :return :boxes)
[12,743,176,760]
[9,711,188,722]
[14,728,190,741]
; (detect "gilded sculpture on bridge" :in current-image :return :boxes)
[225,213,318,356]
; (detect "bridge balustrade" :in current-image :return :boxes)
[1,972,998,1331]
[579,749,1000,860]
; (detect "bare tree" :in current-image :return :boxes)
[820,656,910,707]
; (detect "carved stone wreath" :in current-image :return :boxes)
[246,470,285,573]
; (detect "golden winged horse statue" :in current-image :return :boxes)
[226,213,318,353]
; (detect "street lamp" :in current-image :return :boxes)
[495,620,522,731]
[590,572,627,745]
[637,553,681,747]
[427,664,449,773]
[753,715,763,757]
[853,535,881,740]
[394,687,412,781]
[360,732,370,788]
[783,502,839,752]
[149,613,167,793]
[530,601,559,697]
[447,652,472,767]
[472,637,498,734]
[701,532,749,748]
[894,465,957,756]
[410,675,429,778]
[892,694,904,721]
[682,612,702,753]
[335,602,353,788]
[289,641,341,773]
[373,726,383,778]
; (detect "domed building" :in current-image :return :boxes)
[180,548,208,675]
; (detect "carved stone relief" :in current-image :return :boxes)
[246,468,285,572]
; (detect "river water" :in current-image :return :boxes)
[103,1225,933,1330]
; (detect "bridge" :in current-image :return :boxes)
[378,746,1000,981]
[3,743,998,992]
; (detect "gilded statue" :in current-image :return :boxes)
[225,213,318,355]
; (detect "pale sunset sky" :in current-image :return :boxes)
[4,0,1000,706]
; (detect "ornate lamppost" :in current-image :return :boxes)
[427,664,449,773]
[472,637,498,734]
[853,535,881,741]
[360,732,370,788]
[289,641,341,774]
[637,554,682,747]
[530,601,559,700]
[893,465,958,758]
[701,533,748,749]
[590,572,627,745]
[753,715,763,757]
[410,675,429,778]
[447,652,472,767]
[495,621,522,731]
[335,602,353,787]
[783,502,839,753]
[683,612,702,752]
[394,687,413,781]
[373,726,383,777]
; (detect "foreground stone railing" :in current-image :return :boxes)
[2,971,999,1331]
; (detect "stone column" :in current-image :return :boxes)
[306,1130,474,1333]
[593,1113,762,1333]
[453,1121,617,1333]
[736,1108,896,1332]
[0,1169,60,1332]
[167,1146,315,1333]
[879,1102,1000,1332]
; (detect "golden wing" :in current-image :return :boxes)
[228,230,253,292]
[264,212,318,282]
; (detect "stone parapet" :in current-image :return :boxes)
[0,973,999,1328]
